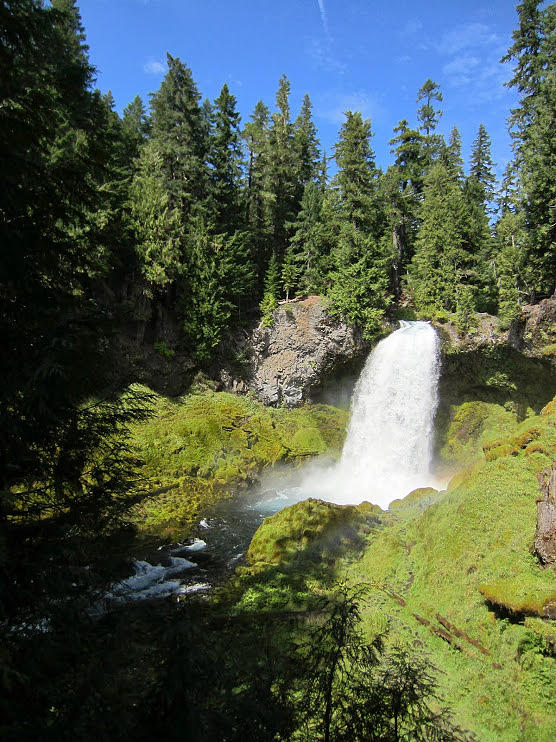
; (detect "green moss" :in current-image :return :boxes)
[340,396,556,740]
[127,387,348,538]
[478,579,556,618]
[247,498,383,567]
[438,401,517,468]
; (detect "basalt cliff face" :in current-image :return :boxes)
[218,296,368,406]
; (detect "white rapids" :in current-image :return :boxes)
[303,320,442,509]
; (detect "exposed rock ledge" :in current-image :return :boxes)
[433,297,556,366]
[219,296,368,406]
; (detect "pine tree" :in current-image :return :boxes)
[0,0,150,602]
[266,75,299,259]
[410,163,476,313]
[293,93,320,194]
[416,78,444,165]
[333,111,379,237]
[379,165,419,300]
[444,125,464,182]
[287,181,329,293]
[389,118,427,194]
[502,1,556,297]
[129,143,184,288]
[122,94,149,162]
[148,54,209,219]
[182,219,255,359]
[259,254,281,325]
[209,83,244,234]
[281,248,300,301]
[243,99,271,274]
[469,123,497,205]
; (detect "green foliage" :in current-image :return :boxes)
[469,123,497,205]
[410,163,477,312]
[332,111,379,235]
[128,388,348,536]
[154,340,175,359]
[416,78,444,163]
[208,83,244,233]
[281,248,301,300]
[455,284,476,333]
[327,242,391,340]
[502,1,556,298]
[247,500,382,568]
[260,291,278,326]
[181,219,256,360]
[129,143,184,287]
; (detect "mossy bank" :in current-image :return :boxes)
[127,386,348,540]
[235,396,556,740]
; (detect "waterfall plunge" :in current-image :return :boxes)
[304,321,441,509]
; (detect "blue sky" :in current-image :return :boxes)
[79,0,522,181]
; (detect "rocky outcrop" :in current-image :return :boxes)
[219,296,368,406]
[432,298,556,362]
[536,463,556,565]
[510,298,556,366]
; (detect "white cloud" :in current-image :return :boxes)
[317,0,331,40]
[143,60,166,75]
[306,37,347,74]
[435,22,511,106]
[436,22,500,55]
[316,90,384,126]
[442,55,480,87]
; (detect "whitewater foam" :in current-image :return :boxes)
[303,321,442,509]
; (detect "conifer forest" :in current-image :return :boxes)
[1,1,555,740]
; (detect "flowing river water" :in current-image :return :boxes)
[108,321,442,606]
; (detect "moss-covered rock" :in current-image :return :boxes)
[247,498,383,567]
[127,388,348,538]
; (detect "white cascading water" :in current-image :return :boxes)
[305,320,441,509]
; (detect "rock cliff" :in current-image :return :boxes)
[219,296,368,406]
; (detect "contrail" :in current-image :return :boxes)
[317,0,330,39]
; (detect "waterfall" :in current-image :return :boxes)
[306,321,441,509]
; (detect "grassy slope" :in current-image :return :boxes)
[234,397,556,740]
[347,399,556,741]
[127,387,348,538]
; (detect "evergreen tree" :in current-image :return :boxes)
[416,78,444,164]
[327,237,391,339]
[148,54,209,219]
[122,94,149,162]
[469,123,497,205]
[287,181,329,293]
[243,99,271,274]
[0,0,150,635]
[379,165,419,300]
[495,210,528,326]
[390,118,427,195]
[410,163,476,313]
[444,125,465,182]
[293,93,320,193]
[129,143,184,288]
[502,1,556,297]
[266,74,299,259]
[209,83,244,234]
[182,219,255,360]
[281,248,301,301]
[260,254,281,325]
[333,111,379,237]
